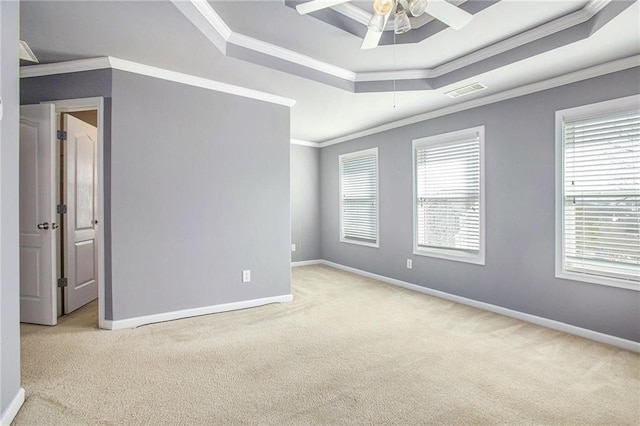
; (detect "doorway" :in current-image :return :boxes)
[18,97,106,329]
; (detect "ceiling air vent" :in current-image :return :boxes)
[445,82,487,98]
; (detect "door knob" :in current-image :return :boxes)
[51,223,59,230]
[37,222,50,230]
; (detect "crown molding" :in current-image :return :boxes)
[356,0,611,82]
[331,2,371,26]
[20,57,296,107]
[319,55,640,147]
[172,0,229,54]
[228,32,357,82]
[175,0,357,82]
[291,138,321,147]
[108,58,296,106]
[19,57,111,78]
[428,0,611,78]
[356,68,432,82]
[175,0,618,89]
[191,0,232,40]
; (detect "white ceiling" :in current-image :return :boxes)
[20,0,640,143]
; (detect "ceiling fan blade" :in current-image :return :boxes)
[361,29,383,50]
[426,0,473,30]
[296,0,352,15]
[361,12,391,50]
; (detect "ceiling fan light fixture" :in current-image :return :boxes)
[394,8,412,34]
[373,0,394,16]
[408,0,428,17]
[367,13,386,32]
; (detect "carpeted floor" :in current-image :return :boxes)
[15,265,640,425]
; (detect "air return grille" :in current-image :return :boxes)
[445,82,487,98]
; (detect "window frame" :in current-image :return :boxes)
[339,147,379,248]
[555,95,640,291]
[412,126,485,265]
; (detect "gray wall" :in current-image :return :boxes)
[20,70,114,318]
[20,70,112,105]
[291,144,321,262]
[21,68,292,322]
[320,67,640,342]
[1,0,22,417]
[110,70,291,320]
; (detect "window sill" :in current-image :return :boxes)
[556,270,640,292]
[413,247,485,265]
[341,238,379,249]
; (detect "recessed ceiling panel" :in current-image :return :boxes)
[212,0,591,71]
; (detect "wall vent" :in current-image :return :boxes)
[445,82,487,98]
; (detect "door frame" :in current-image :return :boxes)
[42,97,106,329]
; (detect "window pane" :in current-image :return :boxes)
[416,136,481,253]
[563,109,640,282]
[340,150,378,245]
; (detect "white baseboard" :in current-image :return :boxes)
[104,294,293,330]
[291,260,323,267]
[320,260,640,353]
[0,388,25,426]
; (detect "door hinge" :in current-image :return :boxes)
[57,130,67,140]
[57,277,68,288]
[57,204,67,214]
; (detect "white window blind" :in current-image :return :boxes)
[562,108,640,284]
[414,127,484,264]
[340,148,378,246]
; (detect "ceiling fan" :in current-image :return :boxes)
[296,0,473,50]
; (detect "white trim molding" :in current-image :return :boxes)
[291,260,323,267]
[291,139,321,148]
[172,0,618,86]
[190,0,232,41]
[172,0,356,82]
[171,0,229,54]
[42,97,109,329]
[424,0,612,79]
[321,55,640,146]
[554,94,640,292]
[20,57,296,108]
[0,388,25,426]
[412,126,486,265]
[331,2,372,26]
[339,147,380,248]
[104,294,293,330]
[109,58,295,107]
[19,57,112,78]
[356,69,432,83]
[228,32,356,82]
[316,260,640,352]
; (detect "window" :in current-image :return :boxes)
[339,148,378,247]
[413,127,485,264]
[556,95,640,291]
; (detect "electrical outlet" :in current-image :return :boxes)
[292,243,297,252]
[406,259,412,269]
[242,270,251,283]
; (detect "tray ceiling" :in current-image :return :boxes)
[19,0,640,143]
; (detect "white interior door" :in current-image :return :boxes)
[19,104,57,325]
[63,114,98,314]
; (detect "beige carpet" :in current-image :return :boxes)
[15,265,640,425]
